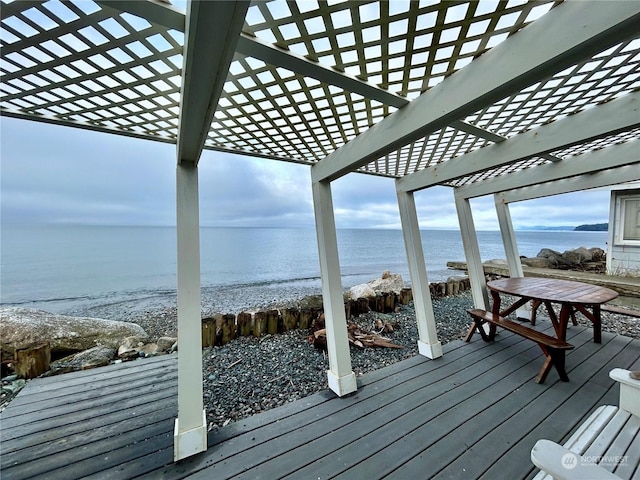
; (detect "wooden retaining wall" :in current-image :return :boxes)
[201,277,472,347]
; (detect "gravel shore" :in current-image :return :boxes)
[200,292,477,430]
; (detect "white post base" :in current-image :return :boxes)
[418,340,443,359]
[174,410,207,461]
[327,369,357,397]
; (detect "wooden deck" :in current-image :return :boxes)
[2,321,639,480]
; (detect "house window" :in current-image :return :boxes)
[617,194,640,244]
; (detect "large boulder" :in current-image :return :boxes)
[349,283,376,300]
[562,247,593,266]
[367,271,405,294]
[0,307,148,360]
[536,248,573,268]
[47,346,116,375]
[349,271,406,300]
[484,259,508,266]
[520,257,554,268]
[589,247,606,262]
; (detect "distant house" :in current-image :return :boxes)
[607,185,640,274]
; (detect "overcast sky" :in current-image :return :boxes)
[1,116,613,230]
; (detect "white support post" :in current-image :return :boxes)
[455,194,490,310]
[396,189,442,358]
[311,179,357,396]
[494,195,530,319]
[174,162,206,461]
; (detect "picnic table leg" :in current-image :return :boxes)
[464,313,491,342]
[536,350,553,384]
[592,304,602,344]
[550,350,569,382]
[489,290,501,339]
[464,323,476,342]
[573,304,602,344]
[535,346,569,384]
[556,304,572,342]
[530,299,542,325]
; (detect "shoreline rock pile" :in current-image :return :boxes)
[521,247,606,273]
[0,307,178,378]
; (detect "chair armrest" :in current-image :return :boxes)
[531,439,621,480]
[609,369,640,417]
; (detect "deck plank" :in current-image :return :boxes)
[1,322,638,480]
[434,335,640,480]
[334,330,598,480]
[319,329,596,480]
[101,335,513,479]
[242,329,556,480]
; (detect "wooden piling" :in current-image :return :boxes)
[383,292,396,313]
[217,313,236,344]
[266,309,280,335]
[237,312,253,336]
[253,311,267,337]
[399,288,413,305]
[202,317,217,347]
[15,342,50,379]
[299,308,316,330]
[281,308,299,332]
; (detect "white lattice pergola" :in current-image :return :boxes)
[2,0,639,461]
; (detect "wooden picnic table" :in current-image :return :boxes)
[488,277,619,343]
[465,277,619,383]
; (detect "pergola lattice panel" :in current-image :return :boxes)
[243,0,559,99]
[1,0,184,140]
[1,0,639,186]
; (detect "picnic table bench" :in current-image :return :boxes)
[531,368,640,479]
[466,308,574,383]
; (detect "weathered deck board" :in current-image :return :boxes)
[1,320,638,480]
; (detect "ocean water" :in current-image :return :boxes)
[1,225,608,315]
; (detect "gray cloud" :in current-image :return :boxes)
[1,118,613,230]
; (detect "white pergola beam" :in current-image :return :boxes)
[449,121,562,163]
[236,35,547,164]
[457,139,640,200]
[497,163,640,205]
[311,1,640,183]
[494,200,524,279]
[177,1,249,165]
[398,90,640,193]
[0,110,177,145]
[95,0,185,31]
[493,199,530,318]
[236,34,408,110]
[455,137,640,198]
[173,1,248,462]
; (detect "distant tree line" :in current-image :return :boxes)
[574,223,608,231]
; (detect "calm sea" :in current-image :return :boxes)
[1,225,608,315]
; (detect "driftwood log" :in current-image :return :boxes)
[310,314,403,350]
